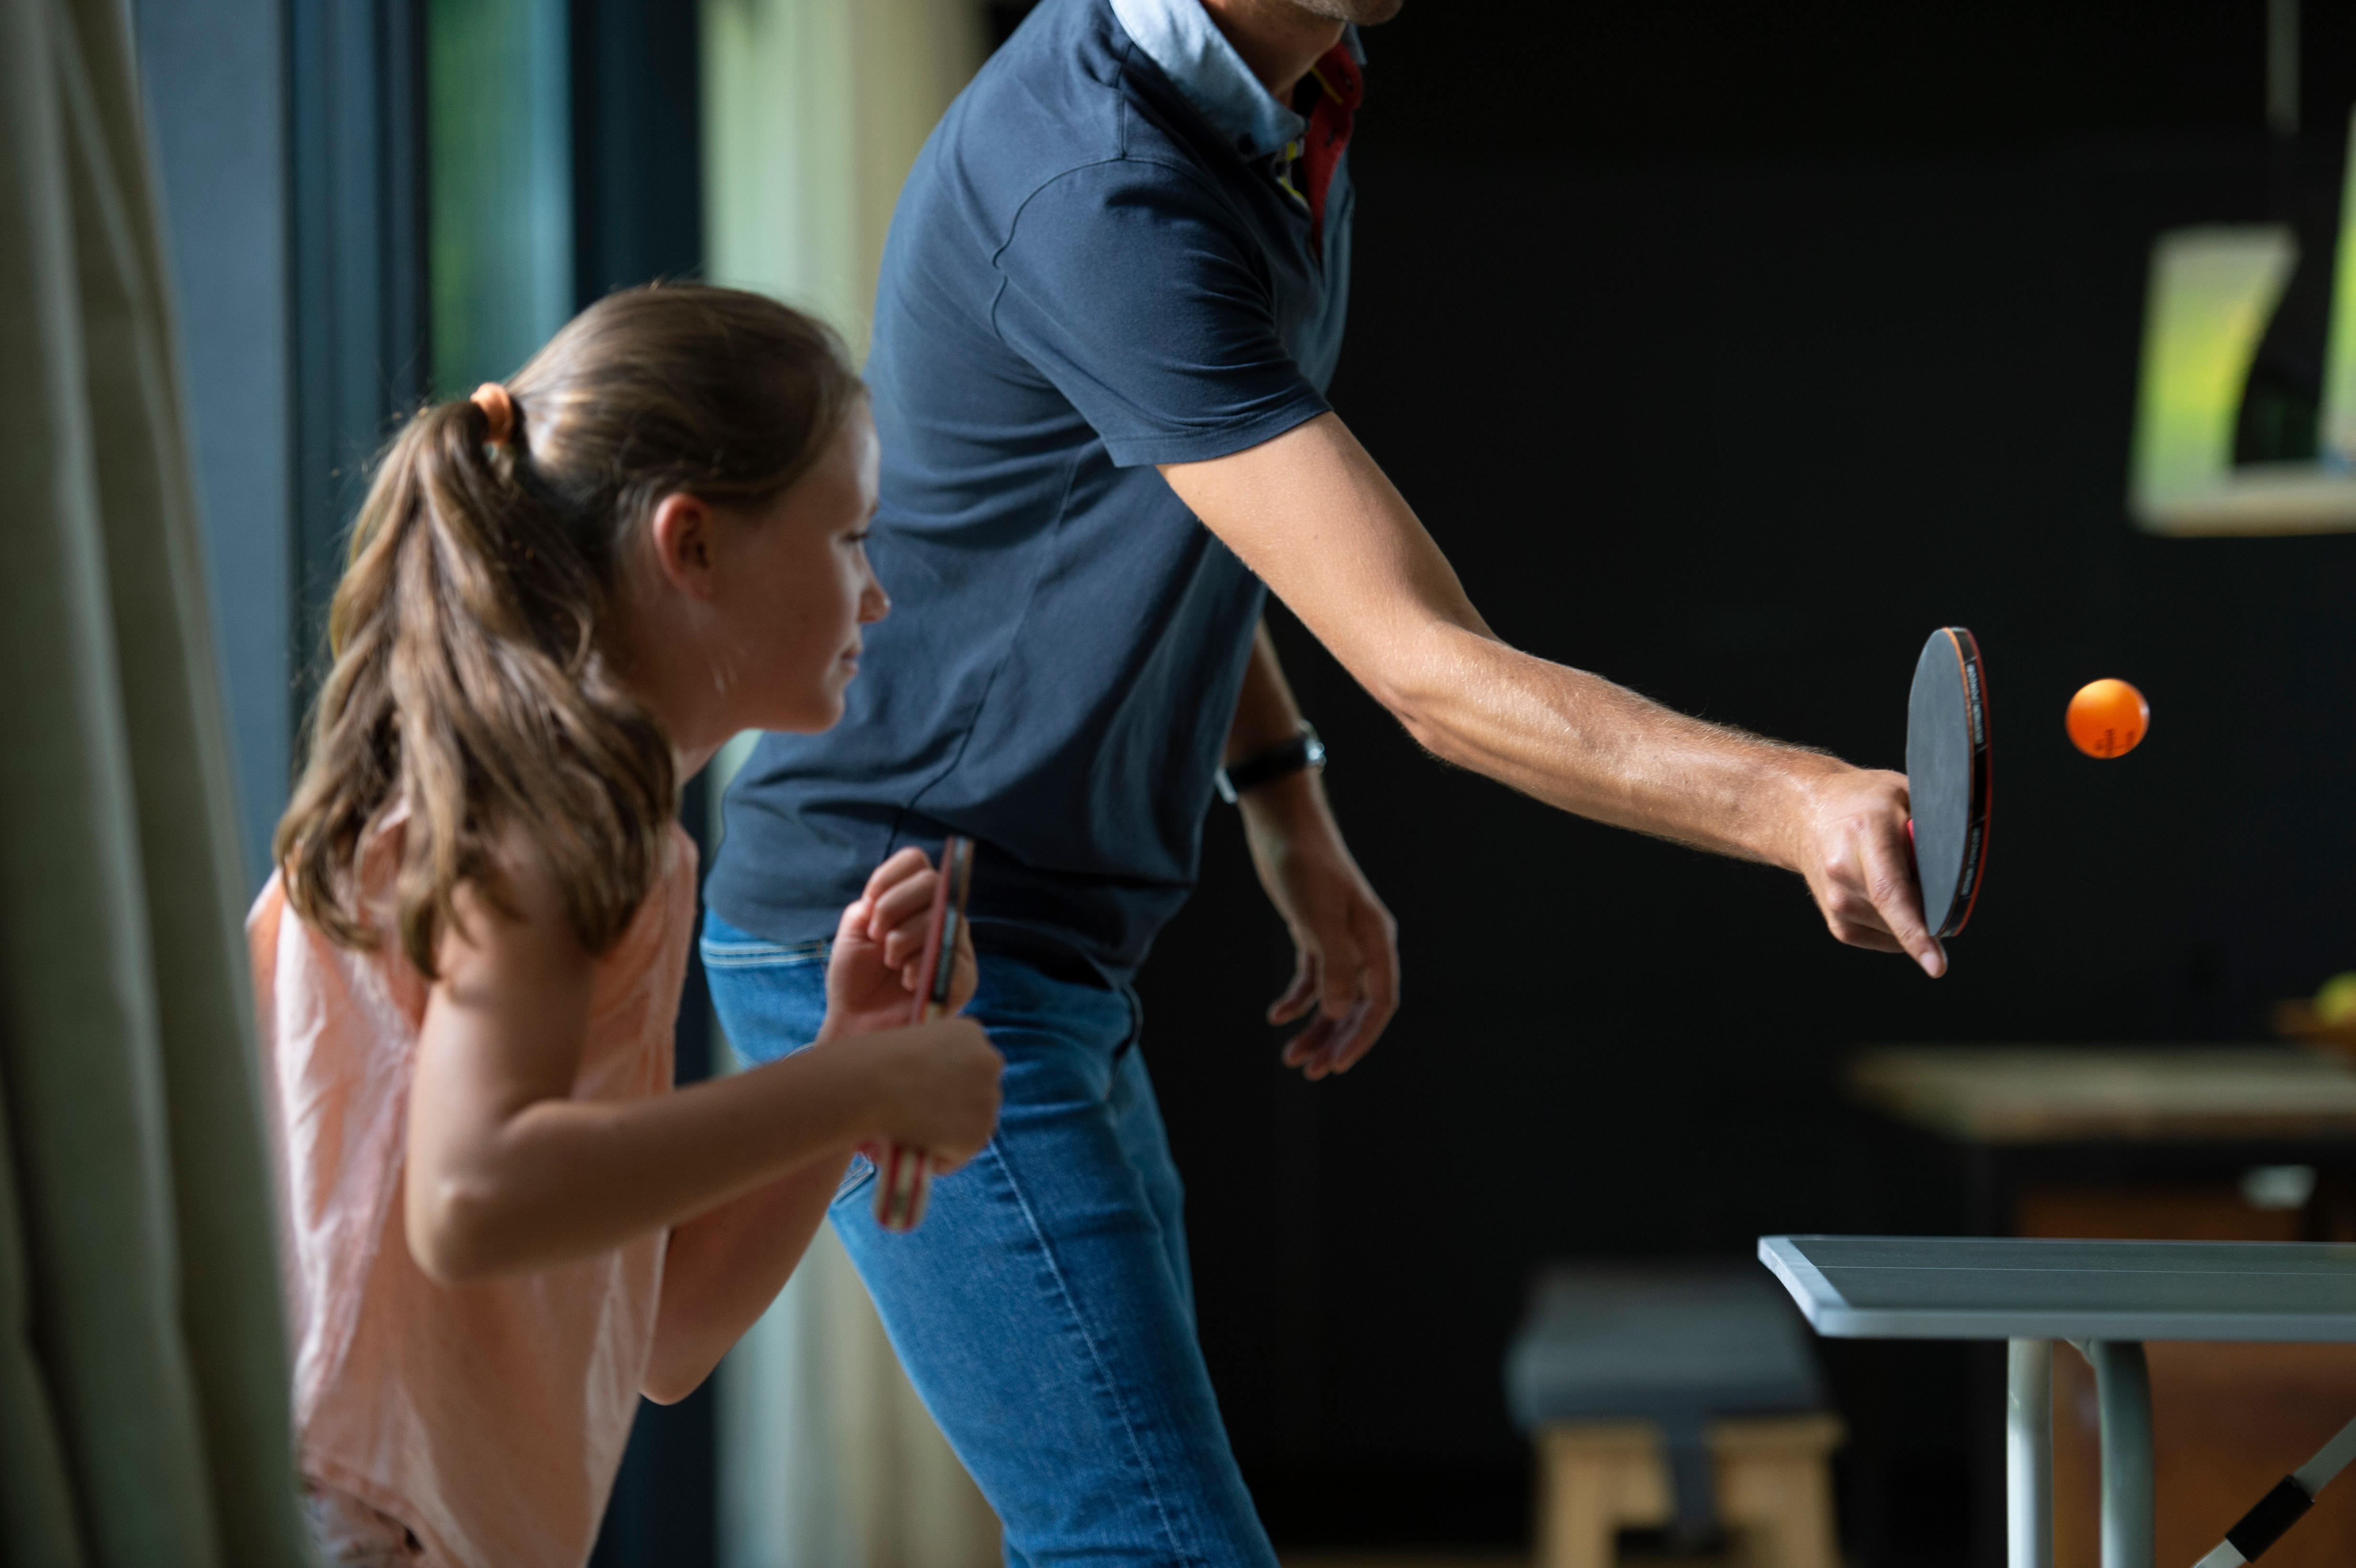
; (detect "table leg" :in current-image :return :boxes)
[2090,1340,2154,1568]
[2008,1339,2052,1568]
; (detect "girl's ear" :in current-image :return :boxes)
[646,492,718,599]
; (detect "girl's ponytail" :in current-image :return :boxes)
[276,283,858,976]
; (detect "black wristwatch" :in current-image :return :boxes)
[1214,725,1326,804]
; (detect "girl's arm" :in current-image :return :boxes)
[402,838,1000,1289]
[641,1161,845,1404]
[637,849,981,1403]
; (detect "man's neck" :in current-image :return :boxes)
[1197,0,1342,105]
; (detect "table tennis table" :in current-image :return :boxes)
[1759,1236,2356,1568]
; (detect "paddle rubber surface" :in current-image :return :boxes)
[1904,627,1990,939]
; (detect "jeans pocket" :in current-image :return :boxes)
[835,1151,877,1204]
[700,917,831,1068]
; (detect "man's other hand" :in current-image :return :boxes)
[1242,773,1399,1078]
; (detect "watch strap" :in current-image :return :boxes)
[1215,725,1326,804]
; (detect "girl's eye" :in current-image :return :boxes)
[844,529,872,545]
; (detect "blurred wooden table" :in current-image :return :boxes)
[1849,1046,2356,1568]
[1850,1045,2356,1144]
[1851,1045,2356,1241]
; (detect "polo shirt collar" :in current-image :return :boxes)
[1108,0,1361,161]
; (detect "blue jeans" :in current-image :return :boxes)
[700,912,1278,1568]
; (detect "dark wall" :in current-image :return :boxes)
[1344,0,2350,163]
[1127,0,2356,1554]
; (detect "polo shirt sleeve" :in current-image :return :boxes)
[990,159,1331,468]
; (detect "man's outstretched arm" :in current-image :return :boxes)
[1161,413,1945,977]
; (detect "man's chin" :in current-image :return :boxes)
[1288,0,1405,24]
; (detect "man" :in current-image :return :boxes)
[702,0,1941,1561]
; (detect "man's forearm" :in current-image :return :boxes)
[1171,416,1842,871]
[1382,621,1833,871]
[1224,618,1341,834]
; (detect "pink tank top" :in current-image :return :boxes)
[247,809,697,1568]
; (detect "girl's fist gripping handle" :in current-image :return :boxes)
[875,835,974,1232]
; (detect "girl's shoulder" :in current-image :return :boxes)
[595,820,700,986]
[249,804,431,1030]
[254,807,696,1003]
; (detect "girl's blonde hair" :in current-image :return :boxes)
[277,283,861,976]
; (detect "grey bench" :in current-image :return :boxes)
[1506,1264,1842,1568]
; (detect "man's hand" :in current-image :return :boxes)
[1222,620,1401,1076]
[819,847,979,1040]
[1786,764,1945,977]
[1243,775,1398,1078]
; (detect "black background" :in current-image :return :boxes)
[1093,0,2356,1555]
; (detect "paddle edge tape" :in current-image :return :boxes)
[1940,627,1992,939]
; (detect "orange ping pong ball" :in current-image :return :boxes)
[2066,678,2149,758]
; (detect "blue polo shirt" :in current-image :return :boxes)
[707,0,1359,982]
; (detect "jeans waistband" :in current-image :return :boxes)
[971,921,1111,990]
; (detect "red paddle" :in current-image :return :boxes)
[873,835,974,1233]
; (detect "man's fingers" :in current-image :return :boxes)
[1317,934,1363,1022]
[1312,983,1395,1078]
[1279,900,1399,1078]
[1295,975,1391,1080]
[1267,949,1320,1026]
[1327,971,1396,1075]
[1854,824,1945,978]
[1281,1013,1338,1067]
[1328,907,1399,1074]
[1307,999,1378,1079]
[1828,923,1906,955]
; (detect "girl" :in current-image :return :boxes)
[249,284,1003,1568]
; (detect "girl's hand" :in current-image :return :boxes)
[818,847,980,1039]
[830,1016,1003,1172]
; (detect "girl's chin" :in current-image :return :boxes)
[764,693,846,735]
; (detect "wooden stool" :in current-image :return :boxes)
[1536,1412,1845,1568]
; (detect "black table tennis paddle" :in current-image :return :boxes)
[1905,627,1991,939]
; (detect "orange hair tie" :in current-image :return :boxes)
[470,382,515,448]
